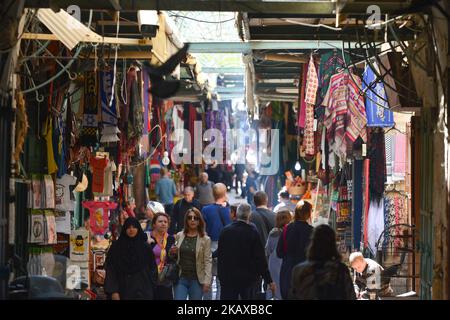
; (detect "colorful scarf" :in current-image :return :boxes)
[80,71,98,146]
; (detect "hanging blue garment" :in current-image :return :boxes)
[362,64,394,127]
[352,159,363,249]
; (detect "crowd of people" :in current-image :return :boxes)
[104,168,392,300]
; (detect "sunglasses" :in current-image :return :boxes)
[187,215,200,221]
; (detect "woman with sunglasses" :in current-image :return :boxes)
[171,207,212,300]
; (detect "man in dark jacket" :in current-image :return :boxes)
[217,203,276,300]
[250,191,276,249]
[173,187,202,232]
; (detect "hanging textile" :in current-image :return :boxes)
[367,199,385,255]
[304,56,318,156]
[368,129,386,203]
[362,63,394,127]
[80,71,99,146]
[297,65,308,128]
[323,71,367,162]
[352,160,363,249]
[318,51,349,107]
[99,69,120,143]
[363,159,370,249]
[393,134,407,180]
[128,67,144,140]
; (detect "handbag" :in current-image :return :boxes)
[158,262,179,285]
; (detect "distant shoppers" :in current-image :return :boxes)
[289,224,356,300]
[104,217,158,300]
[155,168,177,234]
[223,162,234,191]
[149,212,176,300]
[201,183,231,300]
[265,210,292,300]
[349,252,393,299]
[276,200,313,300]
[251,191,276,248]
[217,204,276,300]
[206,161,222,184]
[195,172,215,206]
[173,187,202,233]
[273,189,296,214]
[234,163,245,196]
[245,169,258,209]
[173,208,212,300]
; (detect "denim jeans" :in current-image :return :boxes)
[174,278,203,300]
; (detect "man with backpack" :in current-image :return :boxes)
[201,183,231,299]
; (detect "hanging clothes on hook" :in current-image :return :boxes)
[362,62,394,127]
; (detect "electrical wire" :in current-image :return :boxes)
[128,125,166,168]
[168,12,235,24]
[109,12,120,108]
[19,9,93,95]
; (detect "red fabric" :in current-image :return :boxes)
[82,201,118,235]
[90,157,108,193]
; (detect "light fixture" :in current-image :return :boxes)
[162,151,170,166]
[137,10,159,38]
[295,161,301,171]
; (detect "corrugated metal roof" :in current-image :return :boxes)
[37,8,101,50]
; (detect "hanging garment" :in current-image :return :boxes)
[303,55,319,156]
[82,201,118,235]
[298,65,308,128]
[80,71,99,146]
[43,117,58,175]
[29,211,45,243]
[43,175,55,209]
[305,55,319,105]
[90,157,109,194]
[323,71,367,162]
[53,114,66,178]
[128,68,144,140]
[363,159,370,249]
[393,134,407,180]
[44,210,57,245]
[94,160,116,197]
[367,199,385,255]
[55,174,77,211]
[385,134,395,179]
[353,160,363,249]
[368,129,386,203]
[318,51,349,107]
[99,69,120,143]
[362,64,394,127]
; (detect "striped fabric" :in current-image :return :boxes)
[323,71,367,160]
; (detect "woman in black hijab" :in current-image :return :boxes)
[104,217,158,300]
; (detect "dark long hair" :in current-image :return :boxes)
[183,207,206,237]
[306,224,341,262]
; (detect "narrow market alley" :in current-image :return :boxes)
[0,0,449,305]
